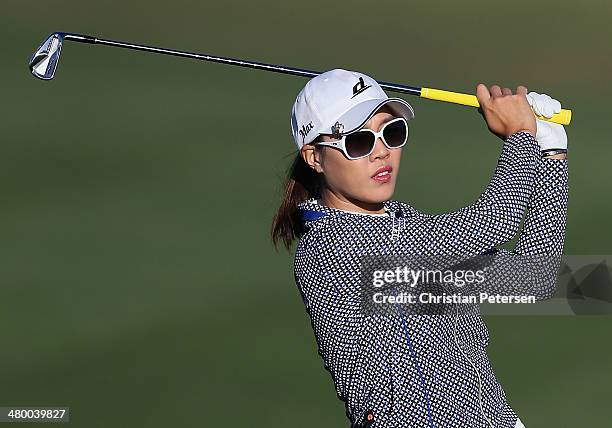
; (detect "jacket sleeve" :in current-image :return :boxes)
[512,157,569,256]
[415,131,541,256]
[444,157,569,300]
[478,157,569,299]
[293,228,402,425]
[293,230,365,398]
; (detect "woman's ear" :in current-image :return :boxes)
[301,145,324,173]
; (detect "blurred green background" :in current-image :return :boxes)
[2,0,611,426]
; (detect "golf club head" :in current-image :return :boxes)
[29,33,65,80]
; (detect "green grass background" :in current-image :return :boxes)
[2,0,611,426]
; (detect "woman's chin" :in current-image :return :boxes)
[357,185,396,204]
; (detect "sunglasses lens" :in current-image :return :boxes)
[345,131,375,159]
[383,120,408,148]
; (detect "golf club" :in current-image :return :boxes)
[29,32,572,125]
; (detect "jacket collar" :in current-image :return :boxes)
[298,197,407,233]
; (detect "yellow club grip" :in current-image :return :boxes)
[420,87,572,125]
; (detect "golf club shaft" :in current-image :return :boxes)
[64,33,421,95]
[62,33,572,125]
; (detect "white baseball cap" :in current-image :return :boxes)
[290,68,415,150]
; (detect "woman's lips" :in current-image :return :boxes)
[372,165,393,182]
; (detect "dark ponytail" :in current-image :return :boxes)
[271,142,323,251]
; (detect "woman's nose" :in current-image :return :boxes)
[370,137,390,160]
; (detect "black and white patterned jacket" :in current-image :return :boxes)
[292,131,569,428]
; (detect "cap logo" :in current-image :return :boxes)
[299,121,314,143]
[351,76,371,98]
[331,121,344,137]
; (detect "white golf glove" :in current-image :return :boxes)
[525,91,567,151]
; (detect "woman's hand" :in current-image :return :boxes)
[526,91,568,159]
[476,83,537,141]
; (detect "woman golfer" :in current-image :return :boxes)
[271,69,568,428]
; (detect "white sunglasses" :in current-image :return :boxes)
[313,117,409,160]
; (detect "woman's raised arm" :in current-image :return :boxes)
[413,84,542,255]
